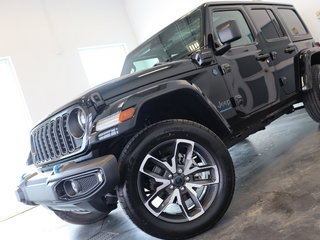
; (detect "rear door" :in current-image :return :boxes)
[210,6,278,115]
[246,6,297,97]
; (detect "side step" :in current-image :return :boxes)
[293,102,304,111]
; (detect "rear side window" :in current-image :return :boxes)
[278,9,307,36]
[250,9,285,40]
[212,10,254,48]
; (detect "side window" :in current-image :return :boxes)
[250,9,285,40]
[212,10,254,48]
[278,9,307,36]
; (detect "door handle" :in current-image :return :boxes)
[271,51,278,60]
[256,53,270,61]
[220,63,231,75]
[284,46,296,54]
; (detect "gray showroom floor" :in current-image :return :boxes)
[1,109,320,240]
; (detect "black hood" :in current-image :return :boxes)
[43,59,196,120]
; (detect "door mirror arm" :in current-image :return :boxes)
[215,43,231,56]
[192,49,214,66]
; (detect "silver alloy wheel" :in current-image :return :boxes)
[137,139,220,223]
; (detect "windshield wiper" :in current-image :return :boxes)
[153,59,171,67]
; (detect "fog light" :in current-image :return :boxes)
[64,180,82,197]
[56,173,103,200]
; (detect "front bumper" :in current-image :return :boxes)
[15,155,119,213]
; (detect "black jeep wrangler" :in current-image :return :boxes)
[16,1,320,239]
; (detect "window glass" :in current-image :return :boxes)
[250,9,285,40]
[212,10,254,48]
[267,10,285,38]
[122,9,202,75]
[278,9,307,36]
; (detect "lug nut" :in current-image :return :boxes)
[169,185,174,190]
[180,186,185,191]
[177,168,183,174]
[185,176,190,182]
[168,174,173,179]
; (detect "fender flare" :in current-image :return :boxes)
[118,80,232,135]
[296,47,320,91]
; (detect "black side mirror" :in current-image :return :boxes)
[217,20,241,44]
[215,20,242,55]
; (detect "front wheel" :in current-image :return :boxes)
[303,64,320,122]
[118,120,235,240]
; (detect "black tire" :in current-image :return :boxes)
[303,64,320,122]
[54,210,108,225]
[117,120,235,240]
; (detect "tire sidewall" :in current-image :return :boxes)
[303,65,320,122]
[118,121,235,239]
[312,65,320,97]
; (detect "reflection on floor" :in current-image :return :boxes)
[1,110,320,240]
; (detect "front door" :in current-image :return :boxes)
[210,7,278,115]
[246,6,297,97]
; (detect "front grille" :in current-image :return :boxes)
[31,111,85,166]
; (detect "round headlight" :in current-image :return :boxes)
[77,109,86,131]
[68,108,86,138]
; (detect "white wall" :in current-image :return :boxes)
[125,0,320,44]
[0,0,138,123]
[1,0,319,123]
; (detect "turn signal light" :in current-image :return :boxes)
[119,108,135,122]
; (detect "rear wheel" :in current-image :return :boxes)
[118,120,235,239]
[54,210,109,225]
[303,64,320,122]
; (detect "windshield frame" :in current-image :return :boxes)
[121,6,206,76]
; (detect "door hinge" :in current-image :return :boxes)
[279,77,288,86]
[270,51,278,60]
[220,63,231,75]
[231,95,243,107]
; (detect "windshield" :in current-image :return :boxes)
[121,9,202,75]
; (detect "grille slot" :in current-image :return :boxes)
[36,129,46,161]
[41,126,50,160]
[50,121,61,157]
[45,124,55,159]
[62,114,75,152]
[31,111,85,166]
[56,117,68,155]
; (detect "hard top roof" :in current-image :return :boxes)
[205,1,293,7]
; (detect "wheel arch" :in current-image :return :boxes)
[296,47,320,91]
[311,51,320,65]
[121,80,232,140]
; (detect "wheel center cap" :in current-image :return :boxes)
[173,176,185,187]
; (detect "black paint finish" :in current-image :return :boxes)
[29,1,320,163]
[16,1,320,229]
